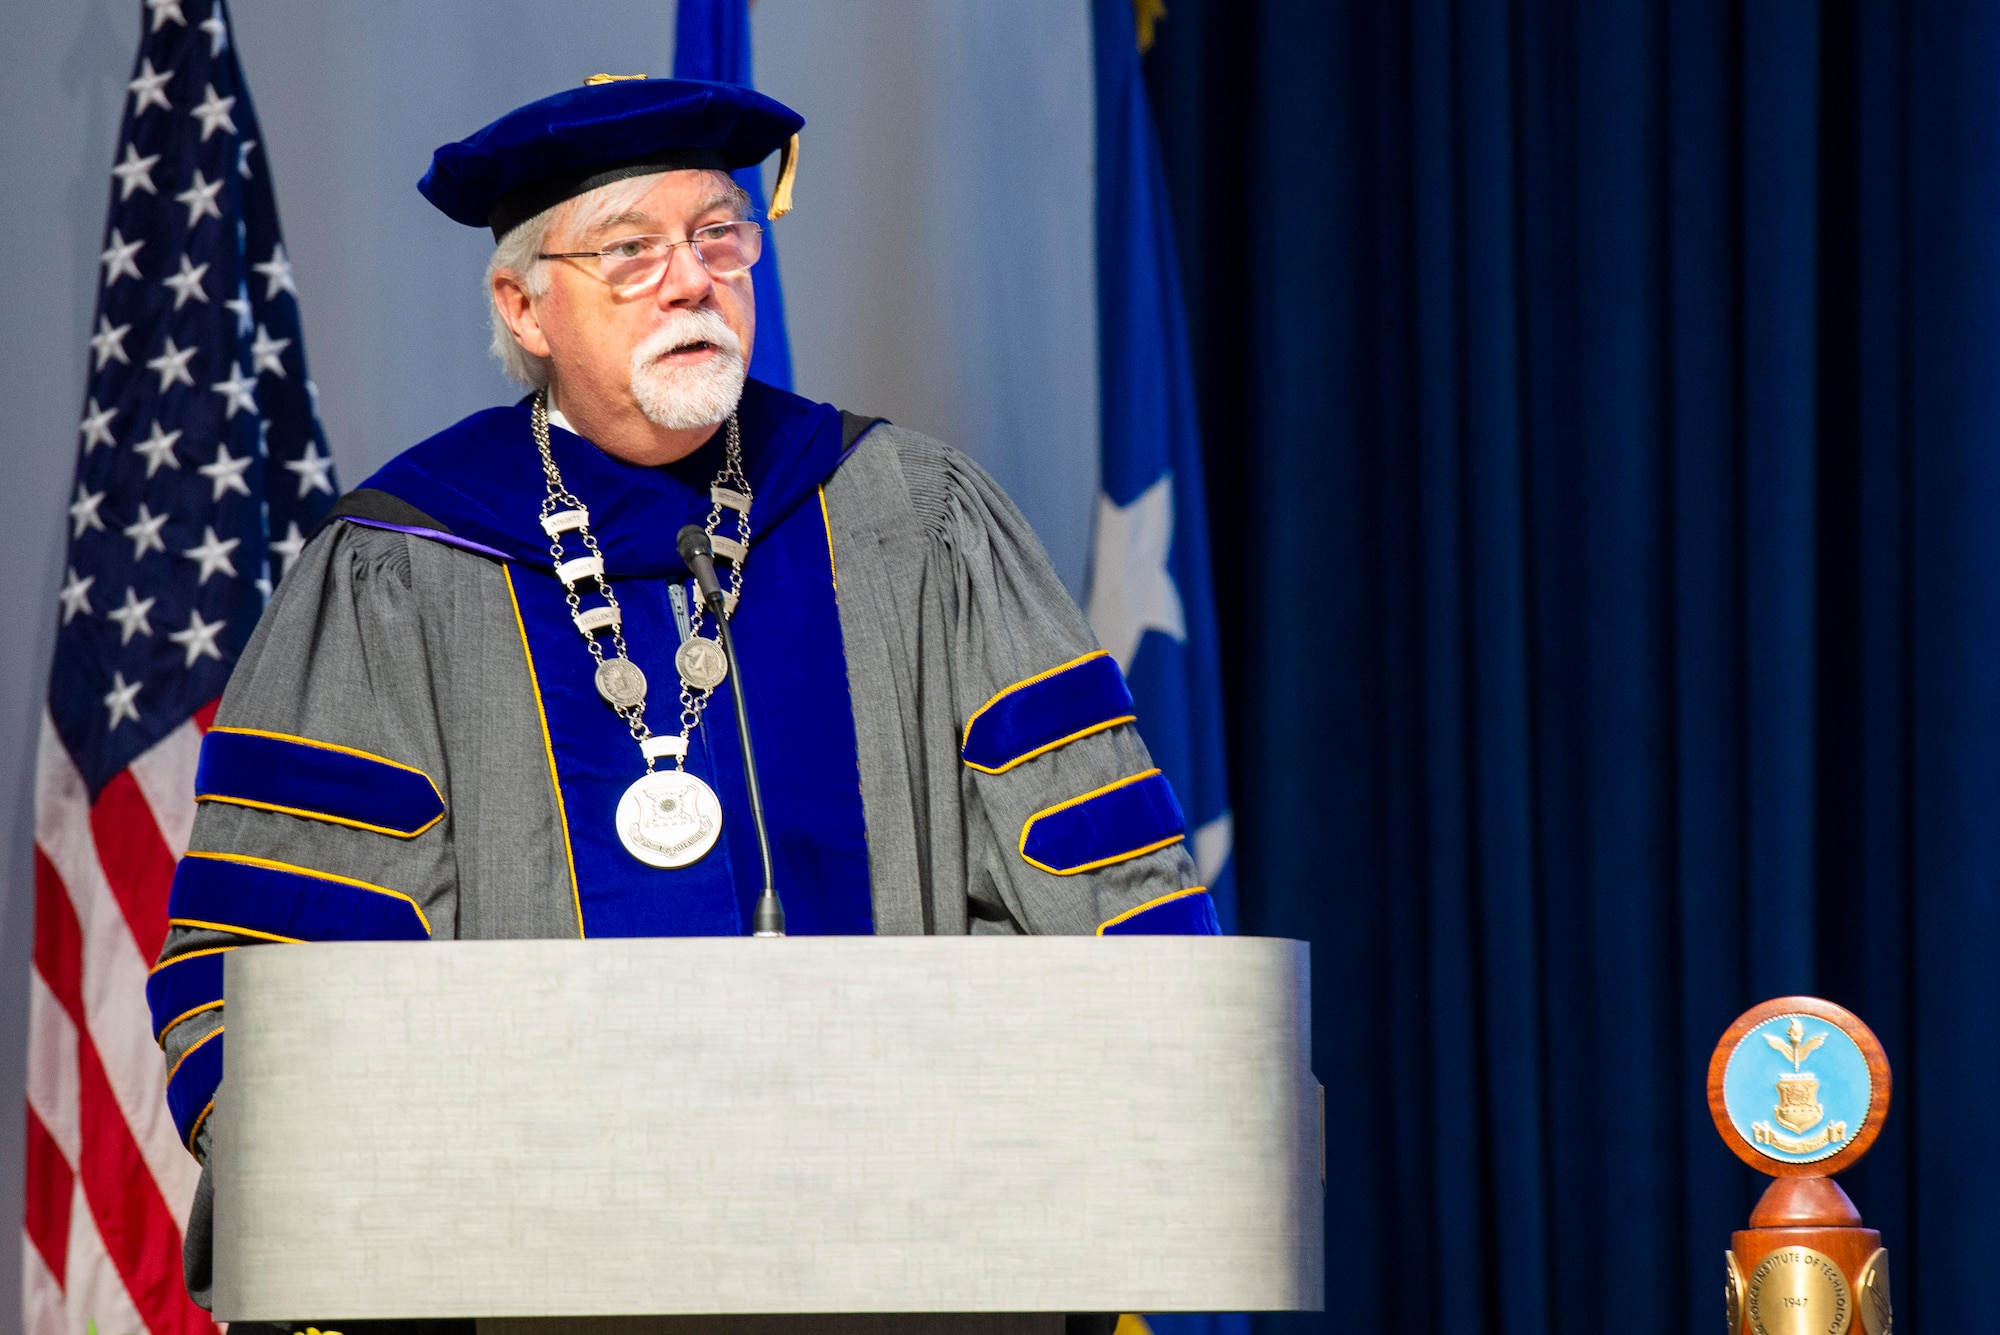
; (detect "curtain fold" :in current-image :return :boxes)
[1144,1,2000,1331]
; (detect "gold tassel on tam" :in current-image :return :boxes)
[769,134,800,218]
[583,73,649,85]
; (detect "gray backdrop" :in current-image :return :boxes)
[0,2,1097,1329]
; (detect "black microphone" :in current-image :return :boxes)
[677,525,783,937]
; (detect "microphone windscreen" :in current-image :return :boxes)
[677,525,712,565]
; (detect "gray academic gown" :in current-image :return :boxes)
[159,422,1203,1306]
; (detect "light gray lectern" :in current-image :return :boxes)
[215,936,1323,1334]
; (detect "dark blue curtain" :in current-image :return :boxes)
[1144,3,2000,1332]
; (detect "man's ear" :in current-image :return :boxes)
[492,269,553,360]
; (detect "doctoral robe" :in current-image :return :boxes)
[153,378,1220,1305]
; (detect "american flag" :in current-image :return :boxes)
[26,2,335,1331]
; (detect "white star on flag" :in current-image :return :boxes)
[127,57,173,114]
[250,324,291,377]
[90,315,132,370]
[133,421,182,476]
[57,568,95,623]
[225,282,253,336]
[285,441,336,497]
[211,362,259,419]
[198,445,254,501]
[176,170,225,226]
[68,484,107,537]
[181,525,241,582]
[237,138,257,180]
[145,336,197,391]
[1084,473,1188,672]
[144,0,185,31]
[162,254,211,309]
[168,609,227,667]
[123,503,170,560]
[111,142,160,199]
[1193,812,1234,886]
[79,399,118,452]
[99,229,145,286]
[190,84,237,141]
[254,244,297,299]
[199,9,229,55]
[106,587,157,644]
[269,521,307,576]
[102,671,144,728]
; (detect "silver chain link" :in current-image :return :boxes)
[530,389,749,773]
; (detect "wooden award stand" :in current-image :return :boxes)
[1707,997,1893,1335]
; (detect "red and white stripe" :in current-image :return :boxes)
[25,707,219,1335]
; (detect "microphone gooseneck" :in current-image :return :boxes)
[677,525,784,937]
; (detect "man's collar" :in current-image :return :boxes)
[352,378,844,577]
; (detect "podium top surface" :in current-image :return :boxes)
[214,935,1322,1320]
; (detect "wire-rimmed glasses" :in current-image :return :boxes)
[538,221,764,293]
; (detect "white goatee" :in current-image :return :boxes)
[629,308,748,431]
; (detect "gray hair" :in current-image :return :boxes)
[486,170,753,389]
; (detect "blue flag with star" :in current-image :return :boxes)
[1088,0,1236,930]
[53,0,336,794]
[674,0,793,392]
[1089,2,1242,1326]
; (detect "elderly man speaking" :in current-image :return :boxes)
[150,77,1219,1307]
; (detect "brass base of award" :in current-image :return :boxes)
[1709,997,1893,1335]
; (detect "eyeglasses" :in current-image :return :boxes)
[538,221,765,293]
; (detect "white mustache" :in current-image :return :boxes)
[632,309,743,368]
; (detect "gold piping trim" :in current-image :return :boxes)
[165,1022,223,1085]
[148,944,236,976]
[1018,768,1186,876]
[818,486,838,592]
[1097,885,1210,935]
[505,567,585,937]
[192,794,443,840]
[156,1000,224,1046]
[206,726,444,802]
[185,1098,215,1153]
[179,851,433,937]
[168,918,303,946]
[962,716,1137,776]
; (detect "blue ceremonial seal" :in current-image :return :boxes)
[1724,1015,1873,1166]
[1707,996,1891,1178]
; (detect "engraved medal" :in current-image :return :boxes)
[616,768,723,868]
[594,657,648,709]
[676,636,728,691]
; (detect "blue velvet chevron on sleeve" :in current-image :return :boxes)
[1099,887,1223,936]
[1019,768,1187,875]
[168,852,431,942]
[194,727,446,838]
[962,651,1138,774]
[146,947,229,1041]
[165,1025,223,1148]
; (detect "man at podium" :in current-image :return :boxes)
[150,78,1219,1307]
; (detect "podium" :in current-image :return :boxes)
[213,936,1324,1332]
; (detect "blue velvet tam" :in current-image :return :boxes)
[419,77,805,238]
